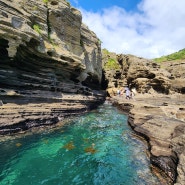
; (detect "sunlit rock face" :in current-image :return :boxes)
[0,0,105,134]
[102,51,185,96]
[119,55,171,94]
[160,60,185,93]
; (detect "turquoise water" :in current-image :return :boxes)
[0,104,161,185]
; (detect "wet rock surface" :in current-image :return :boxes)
[0,92,105,135]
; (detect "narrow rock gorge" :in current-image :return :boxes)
[0,0,105,135]
[1,1,185,184]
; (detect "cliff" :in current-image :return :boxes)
[102,50,185,96]
[0,0,105,134]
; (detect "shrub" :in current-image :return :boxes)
[98,39,102,45]
[154,48,185,62]
[102,48,109,55]
[80,39,84,47]
[33,24,41,34]
[42,0,49,4]
[64,0,70,7]
[104,58,120,70]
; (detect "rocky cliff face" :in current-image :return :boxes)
[0,0,105,134]
[160,60,185,93]
[102,51,185,96]
[103,51,185,184]
[0,0,102,88]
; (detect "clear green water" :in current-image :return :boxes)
[0,104,161,185]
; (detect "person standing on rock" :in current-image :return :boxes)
[125,87,131,99]
[130,88,136,100]
[117,89,121,96]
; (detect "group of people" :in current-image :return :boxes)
[117,87,135,100]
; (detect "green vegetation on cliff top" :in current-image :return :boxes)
[102,49,120,70]
[104,58,120,70]
[42,0,48,4]
[154,48,185,62]
[102,48,109,55]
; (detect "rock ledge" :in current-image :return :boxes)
[111,93,185,185]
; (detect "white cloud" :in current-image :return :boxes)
[79,0,185,59]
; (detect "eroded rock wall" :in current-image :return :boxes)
[0,0,105,134]
[0,0,102,88]
[160,60,185,93]
[102,52,185,96]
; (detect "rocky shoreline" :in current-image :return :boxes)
[0,91,184,185]
[0,0,185,184]
[111,93,185,185]
[0,91,105,136]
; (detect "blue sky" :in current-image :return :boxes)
[70,0,141,12]
[69,0,185,59]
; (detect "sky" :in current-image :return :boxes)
[69,0,185,59]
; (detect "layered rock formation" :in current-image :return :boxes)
[160,60,185,93]
[0,0,105,134]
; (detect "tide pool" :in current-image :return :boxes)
[0,104,162,185]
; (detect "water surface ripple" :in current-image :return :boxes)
[0,104,162,185]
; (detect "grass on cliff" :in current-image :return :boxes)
[104,58,120,70]
[154,48,185,62]
[102,48,110,55]
[33,24,41,34]
[102,48,120,70]
[42,0,48,4]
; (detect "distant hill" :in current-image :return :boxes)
[154,48,185,62]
